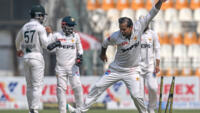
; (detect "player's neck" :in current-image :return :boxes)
[126,34,131,40]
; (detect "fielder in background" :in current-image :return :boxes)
[140,20,160,113]
[71,0,167,113]
[46,16,84,113]
[15,5,49,113]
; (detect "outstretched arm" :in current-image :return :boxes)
[155,0,167,10]
[138,0,167,32]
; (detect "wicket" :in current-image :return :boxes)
[158,76,176,113]
[158,76,164,113]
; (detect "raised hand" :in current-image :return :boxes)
[45,26,52,34]
[160,0,167,3]
[100,53,107,62]
[17,50,24,57]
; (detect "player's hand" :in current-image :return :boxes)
[160,0,167,3]
[154,66,160,74]
[47,40,61,51]
[45,26,52,34]
[17,50,24,57]
[100,53,107,62]
[76,54,83,66]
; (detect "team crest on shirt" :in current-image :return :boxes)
[71,39,75,43]
[148,37,152,41]
[133,36,137,40]
[136,77,139,81]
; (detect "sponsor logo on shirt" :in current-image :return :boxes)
[119,41,128,46]
[22,44,36,49]
[141,44,151,48]
[60,45,75,49]
[121,41,139,52]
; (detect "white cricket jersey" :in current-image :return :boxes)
[15,19,49,59]
[140,29,160,72]
[49,31,83,70]
[102,7,159,71]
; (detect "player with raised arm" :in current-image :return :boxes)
[69,0,167,113]
[46,16,84,113]
[15,5,49,113]
[140,20,160,113]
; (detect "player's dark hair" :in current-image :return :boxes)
[118,17,133,28]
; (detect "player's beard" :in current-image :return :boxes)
[63,26,74,36]
[125,33,132,40]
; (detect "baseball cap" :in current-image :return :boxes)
[62,16,77,26]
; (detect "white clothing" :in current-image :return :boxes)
[49,31,83,73]
[140,29,160,73]
[78,6,159,113]
[15,19,50,111]
[140,29,160,111]
[15,19,49,60]
[48,31,84,113]
[102,6,159,69]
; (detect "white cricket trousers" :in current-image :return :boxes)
[82,68,147,113]
[24,58,44,110]
[141,71,158,110]
[56,66,83,113]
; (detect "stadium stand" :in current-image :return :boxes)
[101,0,115,10]
[175,0,189,10]
[179,8,193,21]
[145,0,153,10]
[168,21,182,34]
[131,0,145,10]
[161,0,173,10]
[87,0,100,10]
[120,8,135,20]
[164,8,178,21]
[116,0,129,10]
[193,8,200,21]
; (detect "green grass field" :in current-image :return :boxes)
[1,109,200,113]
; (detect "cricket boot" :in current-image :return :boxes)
[29,109,39,113]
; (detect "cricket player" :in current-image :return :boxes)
[15,5,49,113]
[70,0,167,113]
[46,16,84,113]
[140,23,160,113]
